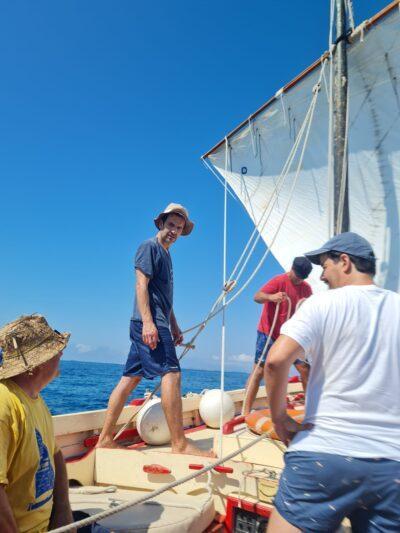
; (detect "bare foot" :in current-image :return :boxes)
[95,437,126,450]
[172,439,217,458]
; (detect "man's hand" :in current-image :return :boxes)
[269,292,286,304]
[273,413,313,447]
[142,321,159,350]
[171,325,183,346]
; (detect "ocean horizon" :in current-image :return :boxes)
[42,359,249,416]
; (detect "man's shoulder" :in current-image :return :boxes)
[269,273,287,284]
[137,237,158,251]
[0,381,21,421]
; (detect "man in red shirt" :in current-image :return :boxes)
[243,257,313,415]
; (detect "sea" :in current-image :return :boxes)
[42,360,249,416]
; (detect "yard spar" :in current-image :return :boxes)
[203,1,400,293]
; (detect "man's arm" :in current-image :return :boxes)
[49,450,75,532]
[170,309,183,346]
[254,291,286,304]
[0,486,18,533]
[136,269,159,350]
[265,335,311,445]
[254,278,285,304]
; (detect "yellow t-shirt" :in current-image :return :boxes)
[0,380,57,533]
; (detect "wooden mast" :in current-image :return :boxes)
[333,0,350,234]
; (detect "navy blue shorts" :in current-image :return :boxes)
[254,331,274,367]
[123,321,181,380]
[274,451,400,532]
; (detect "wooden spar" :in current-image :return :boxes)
[202,0,400,160]
[333,0,350,234]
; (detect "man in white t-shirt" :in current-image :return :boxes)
[265,232,400,533]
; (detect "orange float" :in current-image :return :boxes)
[245,409,304,440]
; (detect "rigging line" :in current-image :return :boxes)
[184,72,322,335]
[183,62,326,336]
[231,82,322,286]
[202,62,327,299]
[50,429,279,533]
[249,117,258,157]
[329,0,335,49]
[345,0,356,32]
[219,139,229,459]
[227,70,325,287]
[201,157,237,202]
[211,74,322,317]
[241,296,292,416]
[328,0,335,237]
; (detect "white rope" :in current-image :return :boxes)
[183,63,324,340]
[275,88,287,126]
[249,117,258,157]
[49,431,277,533]
[345,0,355,32]
[201,157,237,202]
[241,295,292,416]
[328,0,335,237]
[219,139,229,458]
[202,68,324,325]
[197,63,327,330]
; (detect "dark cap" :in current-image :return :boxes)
[292,256,313,279]
[305,232,376,265]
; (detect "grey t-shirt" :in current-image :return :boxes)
[132,237,173,328]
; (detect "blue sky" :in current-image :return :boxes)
[0,1,388,371]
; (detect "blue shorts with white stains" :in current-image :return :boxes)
[123,321,180,380]
[274,451,400,532]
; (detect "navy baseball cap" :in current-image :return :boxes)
[305,232,376,265]
[292,257,313,279]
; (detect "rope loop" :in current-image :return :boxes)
[312,81,321,94]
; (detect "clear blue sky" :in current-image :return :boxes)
[0,1,388,371]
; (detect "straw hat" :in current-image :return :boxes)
[0,314,70,380]
[154,203,194,236]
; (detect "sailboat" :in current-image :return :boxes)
[51,1,400,531]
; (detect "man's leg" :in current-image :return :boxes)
[242,364,264,416]
[161,371,215,457]
[96,375,142,448]
[267,509,301,533]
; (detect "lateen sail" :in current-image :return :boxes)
[205,5,400,292]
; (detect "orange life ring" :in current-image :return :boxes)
[245,408,304,440]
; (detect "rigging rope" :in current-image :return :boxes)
[241,296,292,416]
[218,139,229,458]
[184,61,326,337]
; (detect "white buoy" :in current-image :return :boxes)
[136,398,171,445]
[199,389,235,429]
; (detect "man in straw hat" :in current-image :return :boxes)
[97,203,214,457]
[265,233,400,532]
[0,314,75,532]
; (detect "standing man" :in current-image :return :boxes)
[97,203,214,457]
[266,232,400,532]
[242,257,312,415]
[0,314,75,533]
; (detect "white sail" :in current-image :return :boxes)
[205,6,400,292]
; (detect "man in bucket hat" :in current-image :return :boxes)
[97,203,214,457]
[242,256,313,415]
[0,314,75,532]
[265,233,400,532]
